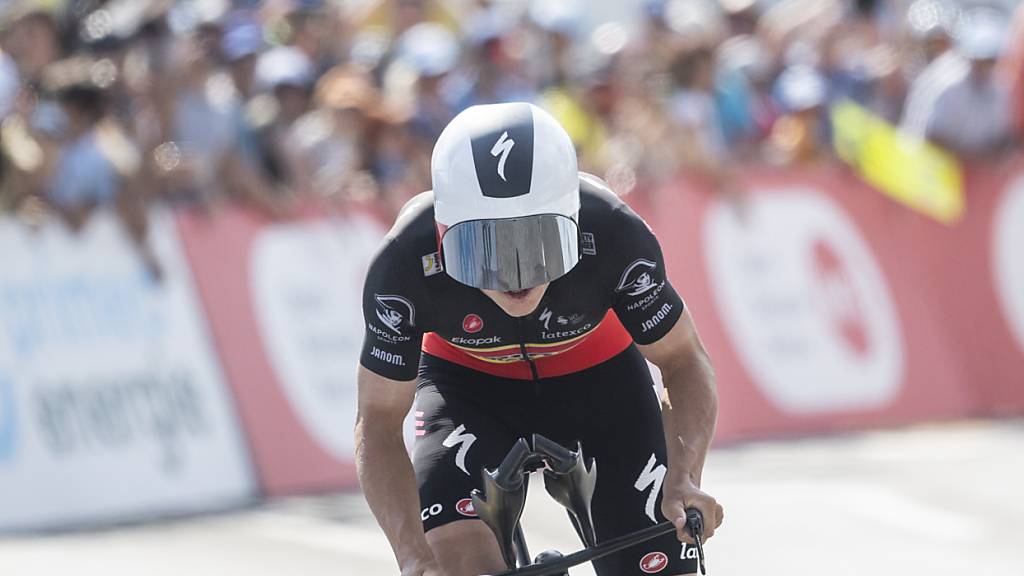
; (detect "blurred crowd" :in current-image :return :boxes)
[0,0,1022,253]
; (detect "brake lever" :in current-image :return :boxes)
[685,508,706,575]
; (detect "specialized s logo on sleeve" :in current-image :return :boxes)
[617,259,659,296]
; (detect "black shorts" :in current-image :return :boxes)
[413,346,699,576]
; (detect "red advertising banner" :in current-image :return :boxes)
[639,162,1024,442]
[174,160,1024,494]
[176,206,387,495]
[930,161,1024,414]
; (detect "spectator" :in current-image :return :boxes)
[858,45,906,122]
[923,9,1012,157]
[220,17,265,167]
[155,31,280,213]
[900,0,965,139]
[43,58,121,231]
[525,0,582,91]
[452,15,536,110]
[222,18,263,101]
[280,1,344,76]
[0,8,60,85]
[666,41,745,211]
[766,64,830,164]
[0,47,16,119]
[287,64,391,202]
[256,45,315,128]
[905,0,956,66]
[719,34,779,141]
[668,45,729,176]
[40,56,161,278]
[1000,5,1024,142]
[720,0,761,37]
[0,0,1017,230]
[159,33,237,204]
[389,22,460,145]
[714,40,758,152]
[248,45,318,198]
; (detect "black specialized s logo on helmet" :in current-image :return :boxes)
[469,103,534,199]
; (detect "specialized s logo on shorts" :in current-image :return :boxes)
[634,453,667,523]
[442,424,477,476]
[374,294,416,335]
[617,259,659,296]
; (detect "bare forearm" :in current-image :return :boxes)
[355,419,434,571]
[660,350,718,484]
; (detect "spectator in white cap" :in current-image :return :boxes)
[923,8,1012,156]
[906,0,956,65]
[256,45,316,126]
[222,19,263,100]
[526,0,583,90]
[766,64,831,164]
[391,22,461,144]
[449,10,536,110]
[220,18,266,173]
[899,0,966,140]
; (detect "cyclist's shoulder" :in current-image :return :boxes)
[579,172,622,211]
[578,172,648,232]
[368,191,438,276]
[387,191,436,240]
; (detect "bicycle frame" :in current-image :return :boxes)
[472,434,706,576]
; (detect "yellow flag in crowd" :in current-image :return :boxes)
[831,101,965,224]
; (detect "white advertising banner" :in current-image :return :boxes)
[250,215,418,459]
[0,211,255,531]
[704,191,905,414]
[993,174,1024,355]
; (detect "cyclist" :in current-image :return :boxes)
[356,102,723,576]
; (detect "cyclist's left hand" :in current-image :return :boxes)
[661,469,723,544]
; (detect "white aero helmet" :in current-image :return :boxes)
[432,102,580,292]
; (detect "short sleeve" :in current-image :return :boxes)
[359,241,426,380]
[609,204,685,345]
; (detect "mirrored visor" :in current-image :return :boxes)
[440,214,580,291]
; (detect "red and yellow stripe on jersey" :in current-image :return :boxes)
[445,327,595,364]
[422,310,633,380]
